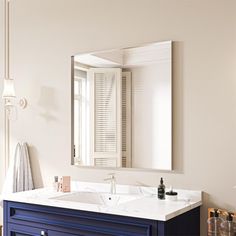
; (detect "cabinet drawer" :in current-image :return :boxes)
[8,223,80,236]
[8,223,47,236]
[4,201,156,236]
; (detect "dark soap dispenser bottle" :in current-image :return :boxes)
[158,177,165,199]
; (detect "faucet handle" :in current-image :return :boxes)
[104,173,116,181]
[108,173,115,178]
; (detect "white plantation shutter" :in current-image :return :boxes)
[89,68,122,167]
[94,73,117,152]
[122,72,132,167]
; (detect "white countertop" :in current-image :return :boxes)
[2,181,202,221]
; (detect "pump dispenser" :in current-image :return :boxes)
[220,212,236,236]
[158,177,165,199]
[207,209,223,236]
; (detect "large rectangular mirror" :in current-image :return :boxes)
[71,41,172,170]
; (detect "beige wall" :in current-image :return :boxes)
[0,0,236,235]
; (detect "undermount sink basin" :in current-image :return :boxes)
[51,192,140,207]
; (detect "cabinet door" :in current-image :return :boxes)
[7,223,47,236]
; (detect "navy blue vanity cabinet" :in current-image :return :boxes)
[4,201,200,236]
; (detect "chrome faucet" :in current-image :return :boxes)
[104,173,116,194]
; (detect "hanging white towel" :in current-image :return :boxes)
[13,143,24,192]
[22,142,34,191]
[2,142,34,195]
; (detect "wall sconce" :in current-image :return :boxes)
[2,78,27,118]
[2,78,28,108]
[2,77,28,122]
[2,0,27,120]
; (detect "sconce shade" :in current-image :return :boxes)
[2,79,16,98]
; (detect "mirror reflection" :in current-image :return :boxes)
[72,41,172,170]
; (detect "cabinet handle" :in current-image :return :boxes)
[41,231,47,236]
